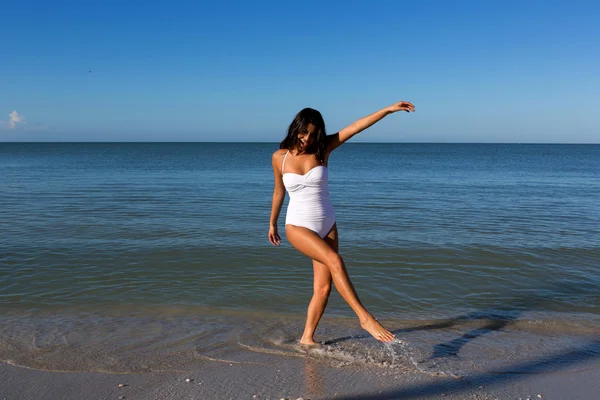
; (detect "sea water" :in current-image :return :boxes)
[1,142,599,375]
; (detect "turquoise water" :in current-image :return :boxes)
[1,143,599,374]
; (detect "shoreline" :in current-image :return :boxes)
[2,309,600,378]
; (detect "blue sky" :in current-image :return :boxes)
[1,0,599,143]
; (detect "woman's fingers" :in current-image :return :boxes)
[399,101,415,111]
[391,101,415,113]
[268,233,281,246]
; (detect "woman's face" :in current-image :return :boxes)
[297,123,317,152]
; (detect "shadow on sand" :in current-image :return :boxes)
[338,339,600,400]
[320,285,600,399]
[325,284,593,358]
[322,309,519,355]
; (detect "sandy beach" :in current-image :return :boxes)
[2,348,599,400]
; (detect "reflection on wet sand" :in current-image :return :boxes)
[304,357,325,399]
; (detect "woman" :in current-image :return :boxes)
[268,101,415,345]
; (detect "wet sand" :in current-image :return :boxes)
[2,312,600,399]
[2,355,599,400]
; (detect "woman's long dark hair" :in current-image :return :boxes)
[279,108,328,165]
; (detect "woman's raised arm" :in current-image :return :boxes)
[327,101,415,153]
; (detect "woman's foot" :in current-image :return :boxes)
[297,339,325,354]
[360,316,395,343]
[299,338,319,346]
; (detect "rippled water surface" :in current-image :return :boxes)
[1,142,599,374]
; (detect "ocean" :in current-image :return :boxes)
[1,142,599,377]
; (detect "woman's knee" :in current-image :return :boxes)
[326,253,344,274]
[314,282,332,298]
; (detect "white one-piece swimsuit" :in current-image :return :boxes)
[282,150,336,238]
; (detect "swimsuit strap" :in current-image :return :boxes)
[281,150,290,173]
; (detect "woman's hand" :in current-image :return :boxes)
[387,101,415,113]
[268,225,281,246]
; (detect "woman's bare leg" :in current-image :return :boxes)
[286,224,394,343]
[300,260,332,345]
[300,226,337,345]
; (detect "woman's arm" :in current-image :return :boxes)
[327,101,415,153]
[268,152,286,246]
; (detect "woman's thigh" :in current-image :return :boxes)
[312,224,338,287]
[285,224,338,266]
[324,223,338,253]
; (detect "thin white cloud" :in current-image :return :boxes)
[9,110,25,129]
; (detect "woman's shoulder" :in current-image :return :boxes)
[272,148,288,158]
[271,148,288,166]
